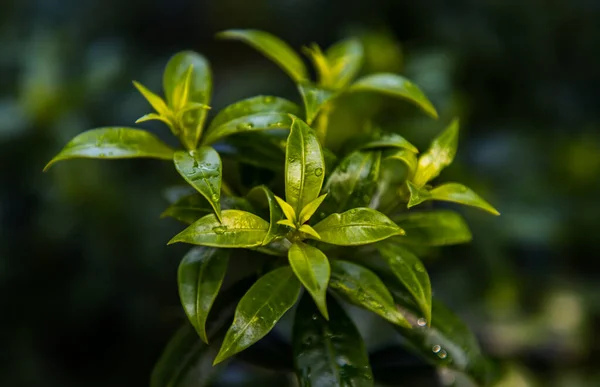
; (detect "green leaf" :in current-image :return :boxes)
[173,147,222,221]
[302,44,331,86]
[274,195,296,223]
[406,181,432,208]
[377,243,432,325]
[312,208,403,246]
[391,210,472,246]
[323,150,381,212]
[217,29,308,83]
[169,210,269,248]
[161,194,213,224]
[297,82,337,125]
[421,182,500,215]
[277,219,297,229]
[349,73,438,119]
[325,38,364,89]
[132,81,170,116]
[285,116,326,214]
[412,118,459,187]
[44,128,174,171]
[293,294,373,387]
[383,148,418,179]
[360,132,418,153]
[298,224,321,240]
[163,51,212,149]
[135,113,172,127]
[298,193,328,224]
[247,185,287,245]
[329,260,410,328]
[214,266,301,364]
[178,247,230,343]
[202,95,300,145]
[288,242,330,319]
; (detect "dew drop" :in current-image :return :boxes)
[432,344,441,353]
[269,122,280,128]
[417,318,427,327]
[437,349,448,359]
[414,263,425,273]
[212,226,227,235]
[314,168,323,177]
[311,314,318,320]
[237,122,254,131]
[211,194,219,202]
[263,96,275,104]
[275,121,284,127]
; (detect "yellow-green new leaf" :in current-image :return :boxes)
[132,81,170,116]
[214,266,301,364]
[285,116,325,214]
[384,149,418,179]
[44,127,174,171]
[392,210,472,246]
[274,195,296,223]
[412,119,459,187]
[135,113,172,127]
[297,82,337,125]
[173,148,222,221]
[325,38,364,89]
[349,73,438,119]
[378,244,432,325]
[302,43,331,86]
[169,210,269,248]
[202,95,300,145]
[163,51,212,149]
[312,208,404,246]
[298,224,321,240]
[247,185,288,245]
[277,219,297,229]
[288,242,330,319]
[330,260,411,328]
[178,247,230,343]
[429,183,500,215]
[298,194,328,224]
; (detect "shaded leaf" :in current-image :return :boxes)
[247,185,287,245]
[44,127,174,171]
[217,29,308,83]
[349,73,438,119]
[297,82,337,125]
[203,95,300,145]
[360,132,418,153]
[178,247,230,343]
[391,210,472,246]
[173,147,222,221]
[214,266,301,364]
[288,242,330,319]
[325,38,364,89]
[135,113,172,127]
[162,194,254,225]
[412,119,459,187]
[285,116,325,214]
[329,260,410,328]
[293,294,373,387]
[169,210,269,248]
[384,148,418,179]
[312,208,403,246]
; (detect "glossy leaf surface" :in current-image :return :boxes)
[288,242,330,319]
[133,81,170,116]
[285,116,325,214]
[325,38,364,89]
[163,51,212,149]
[392,210,472,246]
[312,208,403,246]
[274,195,297,223]
[218,29,308,83]
[173,147,222,221]
[169,210,269,248]
[329,260,410,328]
[420,183,500,215]
[378,243,432,325]
[247,185,287,245]
[297,82,337,125]
[324,150,381,212]
[293,295,373,387]
[360,132,418,153]
[298,224,321,239]
[214,266,301,364]
[202,95,300,145]
[44,128,174,170]
[412,119,459,187]
[349,73,438,119]
[178,247,230,343]
[298,193,328,224]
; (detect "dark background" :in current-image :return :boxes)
[1,0,599,386]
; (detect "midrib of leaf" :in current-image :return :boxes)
[297,128,306,212]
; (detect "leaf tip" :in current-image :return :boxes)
[43,159,56,172]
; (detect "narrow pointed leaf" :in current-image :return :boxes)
[132,81,170,116]
[412,119,459,187]
[312,208,403,246]
[169,210,269,248]
[173,147,222,221]
[428,183,500,215]
[293,294,373,387]
[285,116,325,214]
[384,148,418,179]
[302,44,331,86]
[203,95,300,145]
[135,113,172,126]
[163,51,212,149]
[298,193,328,224]
[392,210,472,246]
[178,247,230,343]
[360,132,418,153]
[378,244,432,325]
[288,242,330,319]
[325,38,364,89]
[277,219,297,229]
[329,260,410,328]
[44,128,174,171]
[217,29,308,83]
[247,185,287,245]
[323,150,381,212]
[298,224,321,240]
[214,266,301,364]
[349,73,438,119]
[406,181,432,208]
[274,195,296,223]
[297,82,337,125]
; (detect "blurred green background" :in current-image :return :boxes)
[1,0,599,386]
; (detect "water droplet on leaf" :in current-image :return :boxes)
[414,263,425,273]
[264,96,274,104]
[212,226,227,235]
[417,318,427,327]
[437,350,448,359]
[314,168,323,176]
[311,314,318,320]
[237,122,254,131]
[432,344,441,353]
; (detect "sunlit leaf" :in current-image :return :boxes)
[391,210,472,246]
[412,119,459,187]
[288,242,330,319]
[274,195,297,223]
[132,81,170,116]
[298,193,328,224]
[409,182,500,215]
[247,185,287,245]
[360,131,418,153]
[325,38,364,89]
[44,127,174,171]
[298,224,321,240]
